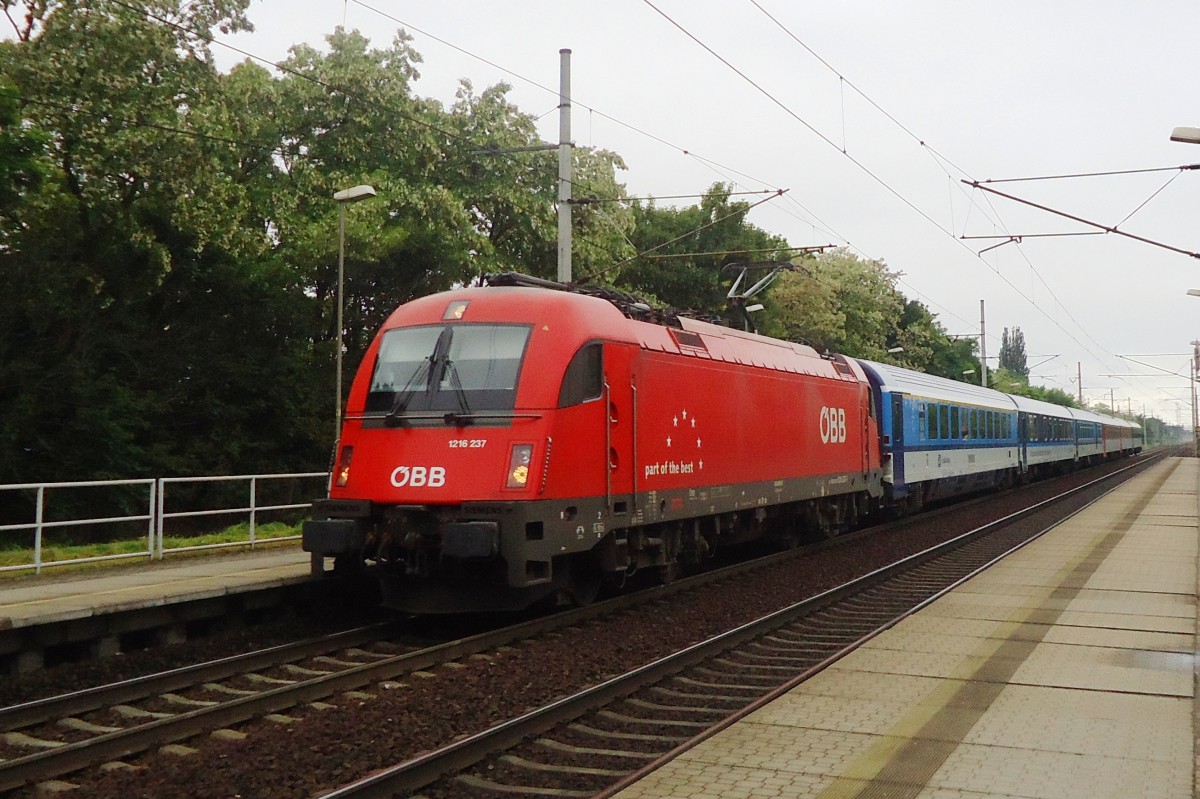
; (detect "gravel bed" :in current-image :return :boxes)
[6,460,1148,798]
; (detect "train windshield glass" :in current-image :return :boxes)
[364,324,532,416]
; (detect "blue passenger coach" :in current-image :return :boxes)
[855,361,1020,511]
[1011,394,1077,477]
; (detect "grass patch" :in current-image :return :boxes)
[0,521,302,574]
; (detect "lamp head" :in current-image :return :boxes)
[334,185,377,203]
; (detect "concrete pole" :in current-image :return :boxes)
[557,48,573,283]
[979,299,987,388]
[1193,342,1200,455]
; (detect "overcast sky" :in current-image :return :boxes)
[208,1,1200,423]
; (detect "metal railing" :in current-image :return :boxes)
[0,472,328,574]
[155,473,325,557]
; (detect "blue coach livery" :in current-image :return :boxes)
[854,359,1140,512]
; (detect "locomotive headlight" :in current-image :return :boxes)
[506,444,533,489]
[334,446,354,487]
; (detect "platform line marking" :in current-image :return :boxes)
[814,459,1181,799]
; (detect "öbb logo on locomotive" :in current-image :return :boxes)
[390,466,446,488]
[820,406,847,444]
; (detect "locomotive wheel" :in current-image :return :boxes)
[567,556,603,606]
[332,555,363,576]
[658,561,680,584]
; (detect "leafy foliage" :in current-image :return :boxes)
[619,184,788,318]
[0,1,1099,491]
[989,367,1078,408]
[768,248,979,380]
[999,326,1029,378]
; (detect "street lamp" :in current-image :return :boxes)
[886,346,904,354]
[1170,127,1200,144]
[333,184,377,444]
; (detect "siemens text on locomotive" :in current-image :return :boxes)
[302,273,1142,613]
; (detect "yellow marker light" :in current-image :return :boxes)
[506,444,533,489]
[334,446,354,487]
[443,300,469,320]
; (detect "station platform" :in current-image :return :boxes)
[0,547,314,630]
[0,546,317,673]
[614,455,1199,799]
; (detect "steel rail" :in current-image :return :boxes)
[314,453,1164,798]
[0,514,918,792]
[0,624,395,733]
[0,452,1162,793]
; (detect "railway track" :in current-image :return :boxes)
[312,453,1164,799]
[0,453,1163,796]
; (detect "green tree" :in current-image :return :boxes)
[0,71,47,229]
[0,0,326,483]
[999,326,1029,378]
[989,367,1078,408]
[619,184,789,317]
[0,9,639,487]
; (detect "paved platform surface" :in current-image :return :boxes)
[615,456,1199,799]
[0,546,314,629]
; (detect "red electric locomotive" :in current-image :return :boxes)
[303,274,883,612]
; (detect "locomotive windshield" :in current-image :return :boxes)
[364,323,531,420]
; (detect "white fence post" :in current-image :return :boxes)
[148,479,158,561]
[249,476,257,547]
[34,485,44,575]
[155,478,165,560]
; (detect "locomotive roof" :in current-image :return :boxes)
[382,277,868,385]
[854,360,1018,410]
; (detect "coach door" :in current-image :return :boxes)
[890,393,906,488]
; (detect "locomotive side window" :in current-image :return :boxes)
[558,343,604,407]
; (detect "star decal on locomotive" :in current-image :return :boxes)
[647,407,704,479]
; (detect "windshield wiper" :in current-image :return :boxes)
[441,357,473,426]
[384,357,433,427]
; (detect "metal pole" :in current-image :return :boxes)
[557,48,573,283]
[1194,343,1200,455]
[336,202,346,445]
[979,299,987,387]
[1077,362,1082,404]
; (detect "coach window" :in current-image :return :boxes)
[924,404,936,440]
[968,409,977,439]
[557,343,604,407]
[950,406,960,439]
[938,405,949,440]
